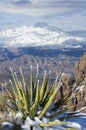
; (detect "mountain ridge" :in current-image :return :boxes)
[0,23,86,76]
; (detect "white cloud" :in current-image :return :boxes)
[0,0,86,16]
[0,0,86,31]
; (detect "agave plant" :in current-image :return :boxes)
[3,65,82,130]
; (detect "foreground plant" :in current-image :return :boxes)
[3,65,83,130]
[0,92,6,112]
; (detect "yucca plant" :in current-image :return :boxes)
[2,65,83,130]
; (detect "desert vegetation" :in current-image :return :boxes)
[0,61,86,130]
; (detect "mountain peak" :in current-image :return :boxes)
[34,23,48,28]
[0,23,85,48]
[34,23,62,32]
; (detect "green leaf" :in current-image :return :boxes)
[39,82,61,119]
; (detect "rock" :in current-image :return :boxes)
[56,53,86,112]
[74,53,86,112]
[60,74,73,96]
[62,74,72,88]
[75,53,86,85]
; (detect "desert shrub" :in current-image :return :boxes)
[2,65,82,129]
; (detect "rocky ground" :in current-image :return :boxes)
[59,53,86,112]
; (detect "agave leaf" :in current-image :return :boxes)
[23,89,30,114]
[35,80,39,102]
[3,84,13,99]
[48,108,68,120]
[4,85,17,106]
[39,121,67,127]
[20,67,27,93]
[40,77,49,106]
[34,64,39,90]
[19,67,30,114]
[20,84,30,115]
[20,67,30,104]
[48,106,74,120]
[31,65,39,103]
[59,114,82,121]
[10,79,25,112]
[9,80,24,116]
[64,94,75,105]
[40,79,55,107]
[51,93,70,112]
[44,75,58,105]
[30,76,33,103]
[10,68,24,102]
[39,70,47,103]
[9,80,20,102]
[14,72,24,101]
[33,81,37,103]
[15,94,25,118]
[30,80,39,119]
[6,104,17,115]
[29,65,34,103]
[39,82,61,119]
[21,80,30,110]
[30,100,38,119]
[42,75,49,101]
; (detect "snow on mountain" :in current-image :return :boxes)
[0,23,85,48]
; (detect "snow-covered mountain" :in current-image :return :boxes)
[0,23,85,48]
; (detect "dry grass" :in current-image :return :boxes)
[0,92,6,112]
[0,92,8,125]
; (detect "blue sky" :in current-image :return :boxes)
[0,0,86,31]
